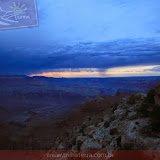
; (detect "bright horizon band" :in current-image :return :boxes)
[29,65,160,78]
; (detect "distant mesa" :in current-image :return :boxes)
[0,75,28,79]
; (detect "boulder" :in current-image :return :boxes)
[80,138,102,150]
[103,115,110,122]
[57,143,65,150]
[93,128,108,143]
[128,111,137,119]
[85,125,95,133]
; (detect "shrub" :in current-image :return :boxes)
[138,87,160,133]
[145,89,156,104]
[138,103,150,117]
[109,115,116,122]
[150,105,160,121]
[88,116,91,121]
[112,103,118,113]
[79,124,86,135]
[151,122,160,132]
[133,126,136,130]
[150,106,160,132]
[103,121,110,128]
[122,143,134,150]
[127,95,136,105]
[140,126,152,137]
[110,128,118,135]
[138,89,156,117]
[116,136,122,147]
[116,91,121,96]
[135,121,139,125]
[139,104,160,133]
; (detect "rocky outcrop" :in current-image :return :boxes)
[80,138,102,150]
[54,90,160,150]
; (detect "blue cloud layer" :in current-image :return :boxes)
[1,0,160,74]
[1,38,160,75]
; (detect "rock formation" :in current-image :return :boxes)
[54,85,160,151]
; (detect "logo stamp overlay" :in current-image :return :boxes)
[0,0,38,30]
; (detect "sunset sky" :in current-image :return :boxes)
[1,0,160,77]
[30,65,160,78]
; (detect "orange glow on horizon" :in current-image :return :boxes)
[29,65,160,78]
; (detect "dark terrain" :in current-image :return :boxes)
[54,83,160,151]
[0,75,160,149]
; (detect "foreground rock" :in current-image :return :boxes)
[54,84,160,150]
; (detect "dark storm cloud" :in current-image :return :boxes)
[0,38,160,75]
[0,0,160,75]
